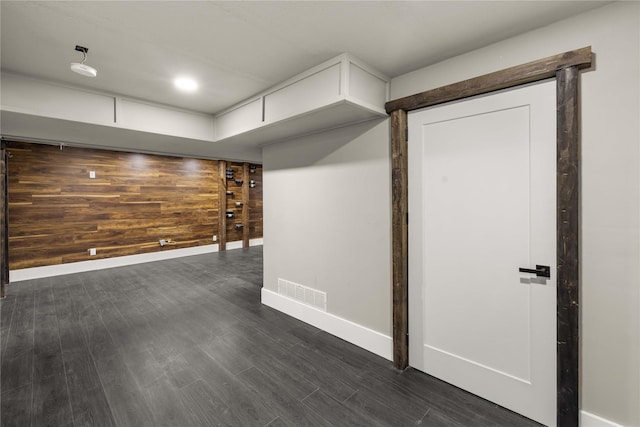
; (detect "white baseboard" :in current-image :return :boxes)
[250,238,264,246]
[581,411,625,427]
[261,288,392,361]
[226,238,263,250]
[11,239,265,282]
[10,244,221,282]
[226,241,243,250]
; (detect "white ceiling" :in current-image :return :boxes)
[1,1,608,116]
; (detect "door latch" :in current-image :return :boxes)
[518,265,550,278]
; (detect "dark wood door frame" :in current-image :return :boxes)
[385,47,592,427]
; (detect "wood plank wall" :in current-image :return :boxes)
[6,141,263,270]
[224,161,246,244]
[248,164,263,240]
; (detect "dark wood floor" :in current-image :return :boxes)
[1,247,541,426]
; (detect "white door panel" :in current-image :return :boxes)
[408,81,556,426]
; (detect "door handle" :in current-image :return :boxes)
[518,265,550,278]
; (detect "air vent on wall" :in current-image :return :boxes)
[277,278,327,312]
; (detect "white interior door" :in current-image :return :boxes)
[408,80,557,426]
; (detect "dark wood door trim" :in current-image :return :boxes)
[386,47,591,427]
[390,109,409,368]
[556,66,581,426]
[385,46,591,113]
[1,139,8,298]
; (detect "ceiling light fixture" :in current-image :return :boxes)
[70,45,97,77]
[174,76,198,92]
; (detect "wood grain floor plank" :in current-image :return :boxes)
[0,385,32,427]
[264,417,295,427]
[31,278,74,427]
[0,332,34,393]
[4,281,35,333]
[91,351,139,390]
[215,331,320,401]
[181,346,277,427]
[366,365,538,427]
[179,379,244,427]
[403,368,539,426]
[302,389,381,427]
[237,366,333,427]
[32,278,65,380]
[287,338,369,392]
[291,328,388,373]
[142,376,195,427]
[355,371,433,422]
[0,281,35,396]
[102,381,156,427]
[53,278,117,427]
[344,388,421,427]
[119,346,166,389]
[162,354,200,390]
[420,408,468,427]
[61,350,116,427]
[31,372,74,427]
[0,290,18,360]
[253,334,357,402]
[198,334,254,375]
[1,247,541,427]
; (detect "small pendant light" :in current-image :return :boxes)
[70,45,97,77]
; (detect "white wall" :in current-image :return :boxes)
[263,2,639,426]
[262,119,392,334]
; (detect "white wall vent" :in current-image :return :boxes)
[277,278,327,312]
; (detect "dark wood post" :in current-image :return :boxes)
[556,66,580,427]
[1,140,8,298]
[218,160,227,251]
[390,109,409,369]
[242,162,250,248]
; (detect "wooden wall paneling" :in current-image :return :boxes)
[248,164,263,239]
[7,142,220,269]
[242,162,250,248]
[390,109,409,370]
[556,66,580,427]
[218,160,227,251]
[1,140,8,297]
[225,162,245,243]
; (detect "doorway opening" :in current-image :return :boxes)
[385,47,592,426]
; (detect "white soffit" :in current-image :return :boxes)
[0,1,610,115]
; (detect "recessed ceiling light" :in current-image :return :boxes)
[174,77,198,92]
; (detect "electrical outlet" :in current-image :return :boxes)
[89,248,96,256]
[212,235,217,242]
[89,171,96,179]
[159,239,166,247]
